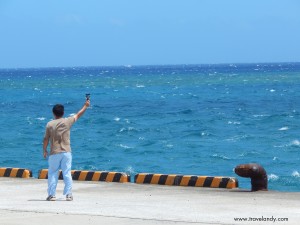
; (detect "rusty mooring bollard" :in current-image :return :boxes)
[234,163,268,191]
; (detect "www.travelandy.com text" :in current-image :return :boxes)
[234,216,288,223]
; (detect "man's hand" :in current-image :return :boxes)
[43,137,49,159]
[85,99,90,107]
[43,150,48,159]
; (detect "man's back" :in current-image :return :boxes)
[45,117,75,155]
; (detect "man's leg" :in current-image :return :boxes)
[48,153,62,197]
[61,152,73,196]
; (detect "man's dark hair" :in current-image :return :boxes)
[52,104,64,118]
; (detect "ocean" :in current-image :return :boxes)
[1,63,300,191]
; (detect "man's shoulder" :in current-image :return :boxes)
[65,116,76,124]
[46,119,55,126]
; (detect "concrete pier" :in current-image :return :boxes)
[0,178,299,224]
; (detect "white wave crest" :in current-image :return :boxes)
[125,166,135,175]
[225,135,247,142]
[291,140,300,146]
[253,114,269,118]
[268,174,279,181]
[274,140,300,148]
[201,132,207,136]
[36,117,46,121]
[228,121,241,125]
[278,126,289,131]
[119,144,133,149]
[212,154,230,160]
[119,127,136,133]
[165,144,173,148]
[114,117,121,122]
[292,171,300,177]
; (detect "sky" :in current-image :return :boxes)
[0,0,300,68]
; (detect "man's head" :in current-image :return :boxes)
[52,104,64,118]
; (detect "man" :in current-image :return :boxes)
[43,98,90,201]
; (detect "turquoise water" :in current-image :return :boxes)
[1,63,300,191]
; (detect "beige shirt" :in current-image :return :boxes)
[44,116,76,155]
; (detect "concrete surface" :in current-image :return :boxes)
[0,177,299,225]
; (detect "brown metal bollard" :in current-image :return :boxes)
[234,163,268,191]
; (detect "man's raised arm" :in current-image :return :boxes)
[74,99,90,121]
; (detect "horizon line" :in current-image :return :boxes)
[0,61,300,70]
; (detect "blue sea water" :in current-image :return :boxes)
[1,63,300,191]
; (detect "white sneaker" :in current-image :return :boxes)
[66,194,73,201]
[46,195,56,201]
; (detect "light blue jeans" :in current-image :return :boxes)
[48,152,72,196]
